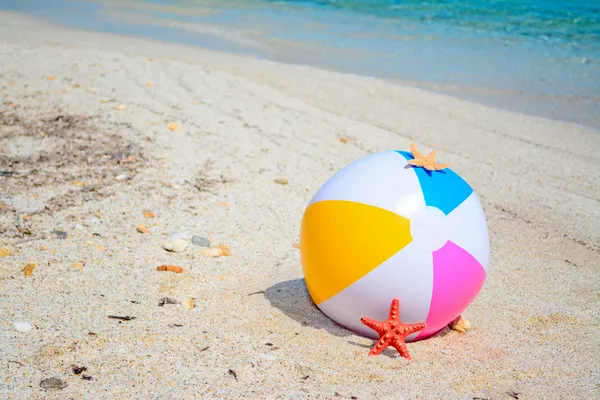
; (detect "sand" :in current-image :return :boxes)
[1,10,599,400]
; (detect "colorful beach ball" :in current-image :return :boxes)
[300,148,490,342]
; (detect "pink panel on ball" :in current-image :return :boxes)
[414,241,486,340]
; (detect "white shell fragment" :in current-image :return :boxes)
[162,235,189,253]
[13,321,32,332]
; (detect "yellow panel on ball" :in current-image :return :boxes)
[300,199,412,305]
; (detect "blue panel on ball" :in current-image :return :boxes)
[395,150,473,215]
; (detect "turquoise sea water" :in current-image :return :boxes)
[1,0,599,129]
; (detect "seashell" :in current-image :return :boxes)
[448,315,470,333]
[162,236,188,253]
[198,247,223,258]
[13,321,32,332]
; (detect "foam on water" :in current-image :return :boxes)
[2,0,598,129]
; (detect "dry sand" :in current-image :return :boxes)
[1,10,599,400]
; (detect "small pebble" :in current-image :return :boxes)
[274,178,289,185]
[216,244,231,256]
[168,122,179,131]
[158,297,180,307]
[13,321,32,332]
[22,263,36,276]
[72,365,87,375]
[156,265,183,273]
[162,236,188,253]
[115,174,128,181]
[183,298,195,310]
[40,377,67,390]
[54,231,68,239]
[136,224,149,234]
[191,236,210,247]
[198,247,223,258]
[142,210,155,218]
[114,104,127,111]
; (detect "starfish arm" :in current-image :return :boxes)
[410,143,424,158]
[392,338,412,360]
[433,163,452,170]
[406,322,427,335]
[427,150,437,159]
[388,298,400,321]
[360,317,385,335]
[369,335,392,356]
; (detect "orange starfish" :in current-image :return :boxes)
[361,298,426,360]
[407,143,451,171]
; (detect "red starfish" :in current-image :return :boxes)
[360,298,427,360]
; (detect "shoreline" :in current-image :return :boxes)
[2,2,599,131]
[1,8,599,399]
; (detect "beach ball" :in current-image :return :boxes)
[300,147,490,341]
